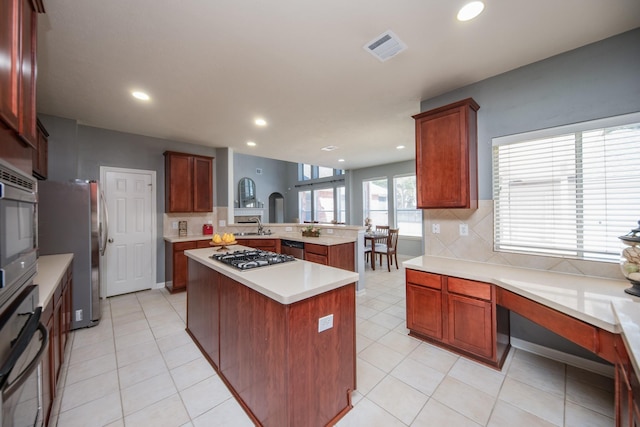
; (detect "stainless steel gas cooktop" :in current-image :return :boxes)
[210,250,296,270]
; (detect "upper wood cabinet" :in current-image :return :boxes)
[413,98,479,209]
[164,151,214,213]
[32,118,48,179]
[0,0,42,148]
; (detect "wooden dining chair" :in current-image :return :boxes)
[376,228,399,272]
[364,225,389,263]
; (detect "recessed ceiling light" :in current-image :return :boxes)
[255,118,267,126]
[321,145,338,151]
[131,91,150,101]
[247,141,256,147]
[338,159,345,162]
[396,145,405,150]
[457,1,485,21]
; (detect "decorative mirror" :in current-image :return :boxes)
[238,177,256,208]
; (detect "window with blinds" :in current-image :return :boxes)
[492,112,640,262]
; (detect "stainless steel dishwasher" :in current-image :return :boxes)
[281,239,304,259]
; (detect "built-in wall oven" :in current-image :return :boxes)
[0,285,47,427]
[0,159,38,309]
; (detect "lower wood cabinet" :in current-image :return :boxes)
[615,336,640,427]
[406,269,509,368]
[235,238,280,253]
[42,262,73,426]
[165,239,211,293]
[305,242,356,271]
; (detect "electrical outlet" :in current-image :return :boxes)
[219,220,226,227]
[75,309,83,322]
[172,221,178,229]
[326,229,333,234]
[318,314,334,332]
[432,223,440,234]
[459,223,469,236]
[285,226,293,232]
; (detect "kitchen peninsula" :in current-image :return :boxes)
[184,245,359,427]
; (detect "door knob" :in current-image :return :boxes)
[108,238,114,243]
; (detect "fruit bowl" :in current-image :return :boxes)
[210,240,238,251]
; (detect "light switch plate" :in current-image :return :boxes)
[285,226,293,232]
[318,314,334,332]
[219,220,226,227]
[326,229,334,234]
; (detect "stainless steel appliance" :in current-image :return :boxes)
[281,239,305,260]
[0,159,38,310]
[38,180,108,329]
[0,285,47,427]
[211,250,296,270]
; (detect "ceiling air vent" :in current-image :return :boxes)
[364,30,407,62]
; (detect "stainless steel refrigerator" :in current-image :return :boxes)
[38,180,108,329]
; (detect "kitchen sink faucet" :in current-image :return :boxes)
[249,217,264,235]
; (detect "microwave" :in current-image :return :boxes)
[0,159,38,309]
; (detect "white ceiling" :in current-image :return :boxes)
[36,0,640,170]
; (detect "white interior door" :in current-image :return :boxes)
[101,167,156,297]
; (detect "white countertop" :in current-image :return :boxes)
[185,246,359,304]
[164,233,356,246]
[403,255,639,333]
[34,253,74,308]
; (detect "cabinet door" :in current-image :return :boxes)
[447,294,493,358]
[414,98,478,209]
[33,119,47,179]
[406,283,443,340]
[0,0,20,131]
[172,241,198,291]
[17,0,37,148]
[187,260,220,368]
[193,156,213,212]
[165,153,193,212]
[42,304,54,426]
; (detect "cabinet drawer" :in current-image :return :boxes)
[406,269,441,290]
[174,241,198,252]
[197,240,212,248]
[447,277,491,301]
[305,243,327,256]
[305,252,328,265]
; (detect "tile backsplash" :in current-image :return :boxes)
[423,200,624,281]
[163,212,217,237]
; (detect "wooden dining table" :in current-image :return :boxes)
[364,232,388,271]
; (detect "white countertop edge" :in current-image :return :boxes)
[34,253,74,308]
[612,301,640,377]
[164,234,357,245]
[185,247,359,304]
[403,255,638,334]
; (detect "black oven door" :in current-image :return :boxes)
[0,285,47,427]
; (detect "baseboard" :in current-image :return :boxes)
[154,282,166,290]
[510,337,615,378]
[356,289,367,297]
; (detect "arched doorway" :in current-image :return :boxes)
[269,192,284,223]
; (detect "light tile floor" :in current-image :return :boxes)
[51,256,615,426]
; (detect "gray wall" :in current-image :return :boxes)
[349,160,423,257]
[232,153,296,220]
[417,27,640,361]
[39,114,218,283]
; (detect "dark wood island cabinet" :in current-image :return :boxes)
[185,247,358,427]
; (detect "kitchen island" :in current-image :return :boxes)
[184,246,359,427]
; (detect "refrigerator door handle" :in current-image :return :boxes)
[100,190,109,256]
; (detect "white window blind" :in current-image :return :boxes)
[492,112,640,262]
